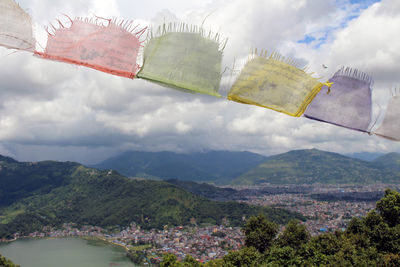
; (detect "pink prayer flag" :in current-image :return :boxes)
[36,17,146,78]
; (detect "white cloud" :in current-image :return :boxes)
[0,0,399,164]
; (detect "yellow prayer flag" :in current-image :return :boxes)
[228,51,324,117]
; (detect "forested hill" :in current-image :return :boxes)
[0,156,302,239]
[372,152,400,171]
[92,150,266,182]
[233,149,400,185]
[92,149,400,185]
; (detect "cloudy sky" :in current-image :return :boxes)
[0,0,399,164]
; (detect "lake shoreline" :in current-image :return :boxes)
[1,235,131,252]
[0,237,140,267]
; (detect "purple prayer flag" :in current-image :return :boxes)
[304,67,373,133]
[374,95,400,141]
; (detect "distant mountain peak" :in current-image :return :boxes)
[0,154,17,163]
[233,149,399,185]
[92,150,267,183]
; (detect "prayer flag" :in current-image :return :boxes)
[0,0,35,51]
[36,17,145,78]
[374,95,400,141]
[227,50,324,117]
[304,67,373,132]
[137,23,226,97]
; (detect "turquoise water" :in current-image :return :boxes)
[0,238,138,267]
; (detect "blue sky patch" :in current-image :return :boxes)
[298,35,316,44]
[297,0,381,48]
[349,0,380,6]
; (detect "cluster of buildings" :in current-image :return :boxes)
[239,184,394,235]
[139,225,243,263]
[25,223,244,264]
[27,224,106,239]
[14,184,399,263]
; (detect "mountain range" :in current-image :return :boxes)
[234,149,400,185]
[92,150,266,183]
[0,156,301,239]
[93,149,400,185]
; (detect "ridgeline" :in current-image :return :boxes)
[233,149,400,185]
[91,149,400,185]
[0,156,302,239]
[92,150,266,183]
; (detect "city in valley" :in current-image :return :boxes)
[10,183,399,264]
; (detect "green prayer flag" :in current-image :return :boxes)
[137,23,226,97]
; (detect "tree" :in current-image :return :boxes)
[182,255,201,267]
[222,247,264,267]
[242,214,278,253]
[160,254,202,267]
[346,217,366,235]
[324,238,383,266]
[376,188,400,227]
[276,219,310,248]
[383,253,400,267]
[204,259,224,267]
[0,254,19,267]
[160,253,181,267]
[265,245,302,266]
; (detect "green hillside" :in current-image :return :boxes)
[93,150,266,182]
[373,152,400,171]
[0,156,302,239]
[0,158,79,206]
[233,149,400,185]
[166,179,238,201]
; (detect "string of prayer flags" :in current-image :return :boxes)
[1,0,400,142]
[227,50,326,117]
[373,94,400,141]
[0,0,35,51]
[35,16,146,79]
[304,67,373,133]
[137,23,226,97]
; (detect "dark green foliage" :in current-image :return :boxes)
[383,253,400,267]
[242,214,278,253]
[204,189,400,266]
[372,152,400,171]
[347,217,366,235]
[0,254,19,267]
[0,159,79,206]
[93,150,266,182]
[160,254,203,267]
[301,232,342,265]
[265,246,303,266]
[276,219,310,248]
[160,254,180,267]
[166,179,238,201]
[182,255,201,267]
[376,188,400,227]
[126,250,148,265]
[233,149,400,185]
[325,240,383,266]
[0,212,57,239]
[0,157,302,238]
[221,247,264,267]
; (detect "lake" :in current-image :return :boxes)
[0,238,138,267]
